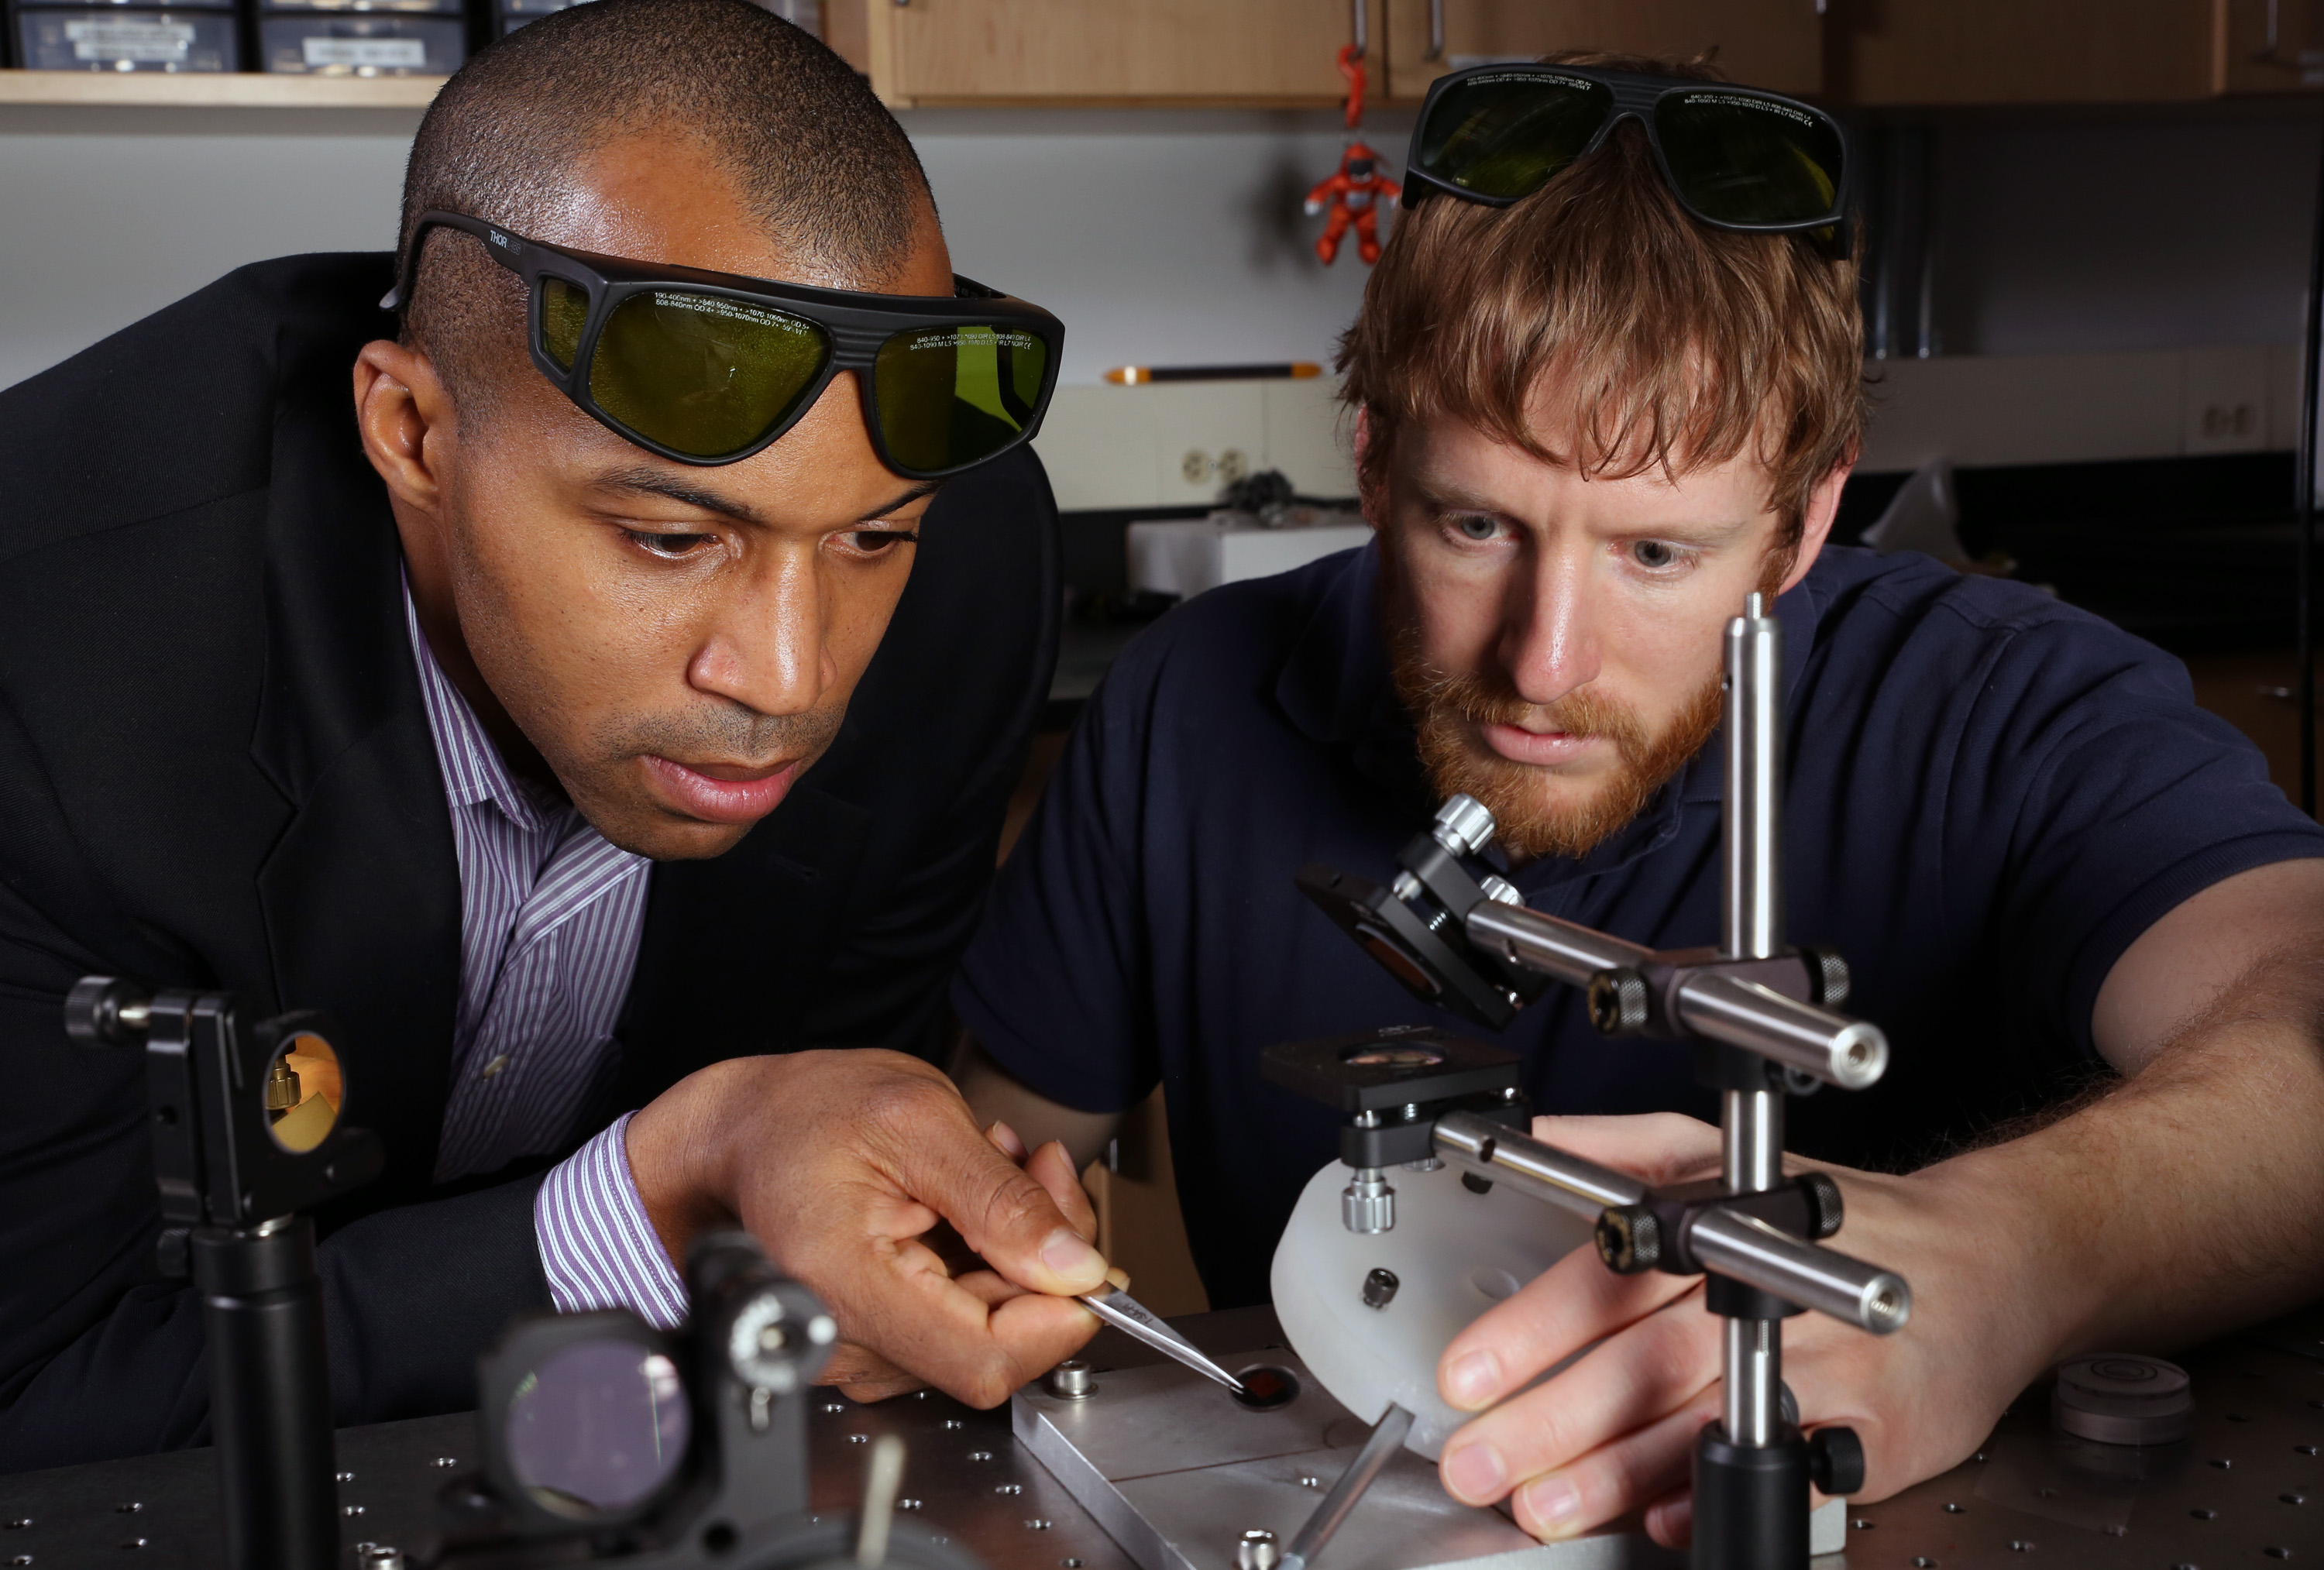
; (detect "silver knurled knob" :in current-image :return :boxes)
[1341,1169,1395,1234]
[1238,1529,1282,1570]
[1432,795,1497,857]
[1478,873,1521,905]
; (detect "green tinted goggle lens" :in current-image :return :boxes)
[538,278,1048,472]
[586,289,830,461]
[1419,74,1614,201]
[872,323,1050,476]
[1652,91,1842,226]
[1418,75,1841,230]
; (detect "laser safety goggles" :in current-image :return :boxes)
[1402,65,1851,255]
[390,211,1064,476]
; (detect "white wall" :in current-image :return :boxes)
[0,102,1396,393]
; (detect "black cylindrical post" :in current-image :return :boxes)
[191,1218,340,1570]
[1691,1424,1810,1570]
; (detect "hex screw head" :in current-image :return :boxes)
[1046,1360,1097,1400]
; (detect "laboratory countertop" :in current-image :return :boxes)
[4,1303,2319,1569]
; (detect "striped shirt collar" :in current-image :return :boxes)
[401,577,567,840]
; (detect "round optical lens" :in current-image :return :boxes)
[505,1339,689,1517]
[588,289,829,460]
[1653,91,1843,227]
[538,275,589,374]
[1419,71,1614,202]
[872,322,1049,476]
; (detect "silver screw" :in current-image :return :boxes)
[358,1550,404,1570]
[1237,1528,1282,1570]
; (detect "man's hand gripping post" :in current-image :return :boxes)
[1272,593,1911,1570]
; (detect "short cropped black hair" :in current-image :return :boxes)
[397,0,932,414]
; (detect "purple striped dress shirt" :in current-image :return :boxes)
[404,586,687,1327]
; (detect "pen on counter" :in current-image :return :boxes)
[1105,362,1323,385]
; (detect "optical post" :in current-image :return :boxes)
[1276,593,1911,1570]
[64,977,385,1570]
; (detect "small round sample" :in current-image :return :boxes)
[1232,1366,1300,1411]
[2051,1354,2194,1446]
[1046,1360,1096,1400]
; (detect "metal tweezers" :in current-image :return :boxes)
[1078,1287,1247,1395]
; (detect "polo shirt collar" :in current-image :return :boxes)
[1271,538,1838,889]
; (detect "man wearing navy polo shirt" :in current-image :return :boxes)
[949,56,2324,1552]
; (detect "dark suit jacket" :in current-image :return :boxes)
[0,253,1060,1470]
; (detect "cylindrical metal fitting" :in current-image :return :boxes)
[1722,594,1784,963]
[1361,1268,1399,1309]
[1586,967,1650,1036]
[357,1548,405,1570]
[1045,1360,1096,1400]
[1676,973,1889,1090]
[1237,1529,1282,1570]
[1341,1169,1394,1234]
[1594,1205,1661,1273]
[1477,874,1521,906]
[1690,1211,1912,1334]
[1433,1111,1647,1216]
[1465,902,1654,988]
[1432,795,1498,857]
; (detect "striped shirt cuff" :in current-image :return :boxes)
[534,1112,688,1329]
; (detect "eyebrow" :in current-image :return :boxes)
[592,469,944,527]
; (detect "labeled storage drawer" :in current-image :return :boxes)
[14,6,235,69]
[258,10,461,72]
[495,0,591,36]
[263,0,459,15]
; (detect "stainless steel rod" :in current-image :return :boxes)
[1676,973,1888,1090]
[1722,594,1783,962]
[1464,902,1653,988]
[1691,1210,1912,1334]
[1281,1402,1414,1570]
[1432,1111,1646,1214]
[1722,1088,1783,1194]
[1723,1317,1781,1448]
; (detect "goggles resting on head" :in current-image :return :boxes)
[1402,64,1852,256]
[387,210,1065,477]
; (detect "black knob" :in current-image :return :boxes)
[1808,1426,1866,1496]
[1798,1171,1845,1238]
[1800,947,1851,1009]
[64,975,152,1049]
[1586,968,1650,1036]
[1595,1205,1661,1273]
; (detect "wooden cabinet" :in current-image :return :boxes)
[1380,0,1822,102]
[1823,0,2217,105]
[838,0,1386,108]
[2214,0,2324,93]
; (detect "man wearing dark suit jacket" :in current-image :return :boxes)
[0,0,1113,1469]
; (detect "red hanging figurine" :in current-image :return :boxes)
[1304,43,1401,266]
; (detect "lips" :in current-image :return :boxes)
[642,754,806,826]
[1480,720,1602,768]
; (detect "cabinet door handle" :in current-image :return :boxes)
[1426,0,1443,60]
[1351,0,1367,58]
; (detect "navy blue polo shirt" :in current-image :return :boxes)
[954,542,2324,1307]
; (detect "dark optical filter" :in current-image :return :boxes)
[504,1338,690,1517]
[1652,90,1843,228]
[1418,70,1613,202]
[873,323,1050,477]
[588,288,830,459]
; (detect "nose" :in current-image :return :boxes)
[685,543,837,718]
[1499,542,1600,707]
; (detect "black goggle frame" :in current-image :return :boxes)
[389,210,1066,476]
[1401,64,1855,254]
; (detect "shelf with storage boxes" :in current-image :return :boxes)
[253,0,466,78]
[6,0,242,74]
